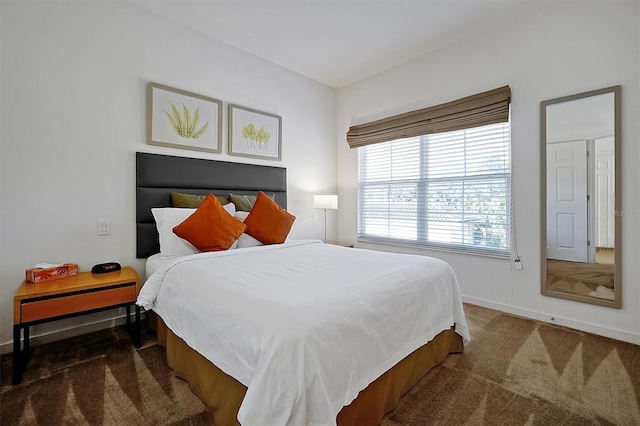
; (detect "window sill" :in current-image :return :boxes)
[357,237,511,260]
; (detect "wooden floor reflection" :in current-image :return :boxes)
[546,248,615,300]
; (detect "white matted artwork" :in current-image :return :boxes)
[229,104,282,161]
[147,82,222,153]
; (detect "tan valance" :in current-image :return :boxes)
[346,85,511,149]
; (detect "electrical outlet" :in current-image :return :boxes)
[514,259,523,270]
[97,219,111,236]
[313,212,318,223]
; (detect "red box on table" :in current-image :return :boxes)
[26,263,79,283]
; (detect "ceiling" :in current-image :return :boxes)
[132,0,549,89]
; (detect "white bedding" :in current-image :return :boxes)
[137,240,469,426]
[145,252,172,278]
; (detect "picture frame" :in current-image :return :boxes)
[147,82,222,153]
[228,104,282,161]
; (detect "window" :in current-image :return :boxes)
[358,122,511,258]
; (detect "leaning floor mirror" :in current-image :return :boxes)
[541,86,621,308]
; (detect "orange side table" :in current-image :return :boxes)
[13,267,141,384]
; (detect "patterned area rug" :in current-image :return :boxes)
[383,305,639,425]
[1,325,213,425]
[2,304,638,425]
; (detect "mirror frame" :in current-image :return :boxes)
[540,85,622,308]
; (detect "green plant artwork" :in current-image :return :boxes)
[241,122,271,149]
[164,101,209,139]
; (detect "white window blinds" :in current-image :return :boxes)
[358,122,511,258]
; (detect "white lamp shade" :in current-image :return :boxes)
[314,194,338,210]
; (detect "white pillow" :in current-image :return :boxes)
[224,202,236,216]
[234,211,263,248]
[152,208,197,258]
[235,211,250,222]
[152,203,236,258]
[237,233,264,248]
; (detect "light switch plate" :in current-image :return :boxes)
[97,219,111,236]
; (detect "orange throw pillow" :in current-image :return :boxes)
[244,192,296,244]
[173,194,246,252]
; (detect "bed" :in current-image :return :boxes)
[135,152,470,425]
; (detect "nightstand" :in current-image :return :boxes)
[12,266,141,385]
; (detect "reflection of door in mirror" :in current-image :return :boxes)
[541,86,621,308]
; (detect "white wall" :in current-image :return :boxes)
[337,1,640,343]
[0,2,337,350]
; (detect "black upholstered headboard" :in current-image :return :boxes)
[136,152,287,258]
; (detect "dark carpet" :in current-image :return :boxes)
[2,304,639,425]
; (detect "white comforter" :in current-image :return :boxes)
[137,240,470,426]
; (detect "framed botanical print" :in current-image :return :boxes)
[228,104,282,161]
[147,82,222,153]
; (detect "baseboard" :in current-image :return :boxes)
[0,313,145,355]
[462,295,640,345]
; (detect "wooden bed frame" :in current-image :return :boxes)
[136,151,464,425]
